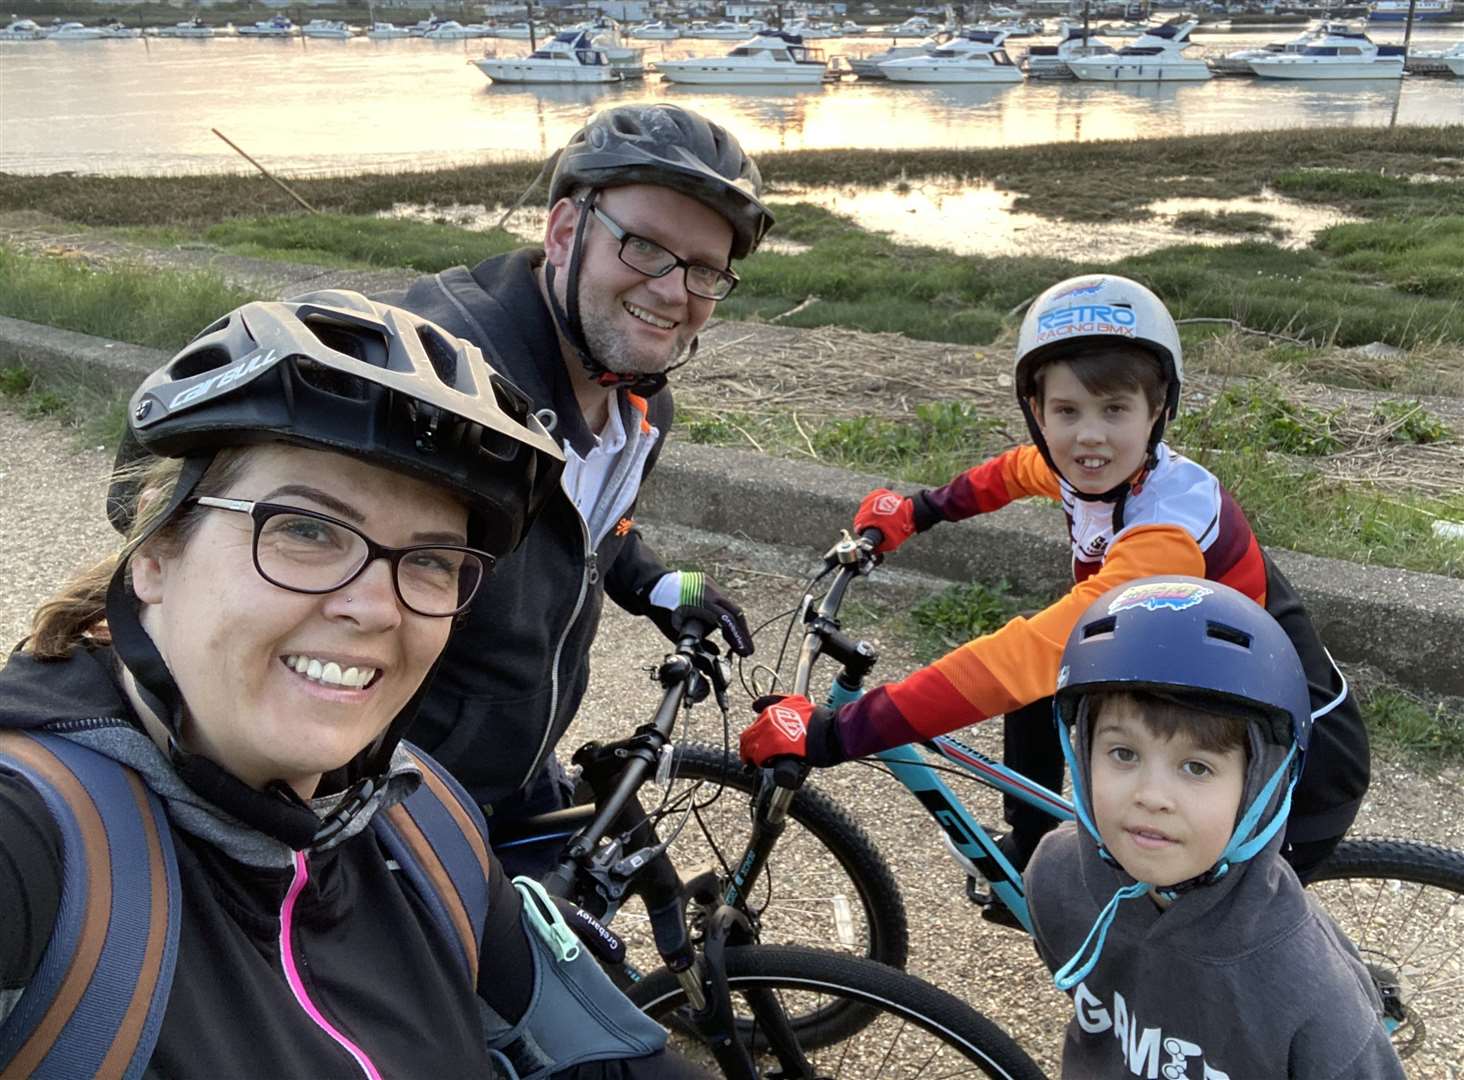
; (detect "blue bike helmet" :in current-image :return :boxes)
[1047,576,1312,990]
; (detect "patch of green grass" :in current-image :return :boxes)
[685,402,1014,487]
[1359,685,1464,767]
[907,580,1037,663]
[1374,400,1452,445]
[1172,382,1344,457]
[0,363,129,448]
[201,214,520,274]
[0,246,254,351]
[1310,216,1464,302]
[1171,209,1284,239]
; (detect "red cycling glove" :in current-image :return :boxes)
[854,488,917,554]
[741,695,817,766]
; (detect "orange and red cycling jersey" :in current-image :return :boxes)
[835,443,1268,758]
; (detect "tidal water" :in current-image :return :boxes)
[2,28,1461,176]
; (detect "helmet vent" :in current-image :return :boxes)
[169,346,233,380]
[416,327,459,385]
[1081,615,1117,641]
[1205,621,1252,651]
[294,357,371,401]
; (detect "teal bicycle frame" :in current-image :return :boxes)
[825,680,1074,935]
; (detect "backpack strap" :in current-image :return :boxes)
[372,742,493,987]
[0,731,180,1080]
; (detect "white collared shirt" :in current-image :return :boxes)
[560,397,628,520]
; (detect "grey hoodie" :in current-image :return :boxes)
[1027,711,1402,1079]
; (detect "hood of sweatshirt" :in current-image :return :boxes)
[0,645,421,868]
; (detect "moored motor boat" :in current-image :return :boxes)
[848,28,958,77]
[1067,18,1212,81]
[628,20,681,40]
[474,29,620,83]
[301,19,357,39]
[0,18,46,40]
[654,30,829,84]
[1022,20,1116,77]
[47,22,107,40]
[366,22,410,39]
[237,15,298,37]
[1247,24,1405,78]
[879,29,1024,82]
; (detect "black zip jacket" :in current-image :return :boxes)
[0,646,532,1079]
[380,251,674,808]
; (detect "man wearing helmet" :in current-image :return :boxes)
[1026,579,1402,1078]
[742,274,1370,893]
[385,104,773,850]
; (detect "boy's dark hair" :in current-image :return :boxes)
[1089,689,1251,757]
[1030,344,1168,417]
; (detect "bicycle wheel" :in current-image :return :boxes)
[1305,838,1464,1075]
[627,945,1045,1080]
[612,743,909,1049]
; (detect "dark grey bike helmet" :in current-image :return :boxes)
[102,292,565,849]
[109,290,564,557]
[549,103,773,260]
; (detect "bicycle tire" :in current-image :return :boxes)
[627,945,1046,1080]
[1305,837,1464,1075]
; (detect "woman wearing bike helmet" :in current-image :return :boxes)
[0,294,701,1078]
[1026,577,1401,1079]
[744,274,1369,890]
[385,105,773,872]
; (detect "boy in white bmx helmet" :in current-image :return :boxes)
[1026,577,1402,1079]
[740,275,1369,895]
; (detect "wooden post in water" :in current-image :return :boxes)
[528,0,537,49]
[1401,0,1418,58]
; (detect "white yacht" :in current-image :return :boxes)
[783,19,840,39]
[654,31,828,84]
[879,29,1024,82]
[0,18,46,39]
[1369,0,1454,22]
[237,15,298,37]
[159,17,227,38]
[97,20,142,38]
[422,20,476,40]
[848,28,957,77]
[1443,42,1464,75]
[882,16,941,38]
[628,21,681,39]
[1067,18,1211,81]
[492,22,553,40]
[834,21,867,35]
[1022,22,1116,77]
[580,18,646,78]
[47,22,107,40]
[366,22,411,39]
[694,20,766,39]
[967,18,1044,38]
[1247,24,1405,78]
[301,19,356,39]
[1209,21,1335,74]
[475,29,618,83]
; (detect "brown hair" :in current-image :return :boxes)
[1090,690,1250,757]
[1031,345,1168,417]
[26,450,252,659]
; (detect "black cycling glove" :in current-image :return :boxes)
[644,571,754,656]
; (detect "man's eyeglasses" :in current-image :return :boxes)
[587,202,739,301]
[190,497,493,617]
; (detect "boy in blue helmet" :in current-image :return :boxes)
[1026,576,1402,1079]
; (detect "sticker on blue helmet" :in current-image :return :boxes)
[1107,581,1212,615]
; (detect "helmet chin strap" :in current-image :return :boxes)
[1018,397,1166,525]
[543,190,697,398]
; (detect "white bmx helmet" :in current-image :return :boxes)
[1013,275,1185,486]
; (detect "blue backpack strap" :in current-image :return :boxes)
[372,742,493,986]
[0,731,180,1080]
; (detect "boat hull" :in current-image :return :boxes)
[1248,58,1404,78]
[475,59,618,83]
[880,62,1022,82]
[1068,59,1211,80]
[654,62,826,84]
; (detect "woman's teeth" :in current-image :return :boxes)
[624,302,674,329]
[284,654,377,689]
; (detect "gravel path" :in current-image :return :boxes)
[4,403,1461,1078]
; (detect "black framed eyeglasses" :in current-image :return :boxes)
[587,202,740,301]
[190,497,493,618]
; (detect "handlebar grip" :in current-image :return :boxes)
[676,616,713,647]
[858,527,884,548]
[771,757,809,791]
